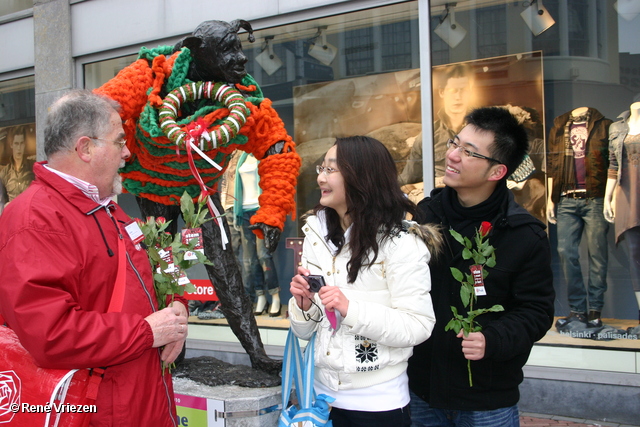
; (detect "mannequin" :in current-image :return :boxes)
[547,107,612,330]
[234,153,282,317]
[604,101,640,335]
[220,151,244,270]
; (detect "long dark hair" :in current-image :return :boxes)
[314,136,418,283]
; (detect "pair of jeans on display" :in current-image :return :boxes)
[239,208,280,303]
[409,391,519,427]
[622,227,640,292]
[556,197,609,314]
[225,207,243,269]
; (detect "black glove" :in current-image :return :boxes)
[248,223,281,253]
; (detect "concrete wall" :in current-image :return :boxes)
[520,366,640,425]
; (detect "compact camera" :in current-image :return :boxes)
[302,274,326,293]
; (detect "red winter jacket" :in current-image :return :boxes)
[0,162,178,427]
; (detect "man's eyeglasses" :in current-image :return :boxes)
[91,137,127,150]
[316,165,340,176]
[446,139,501,164]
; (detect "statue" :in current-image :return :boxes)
[95,19,301,374]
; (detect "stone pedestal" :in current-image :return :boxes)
[174,377,281,427]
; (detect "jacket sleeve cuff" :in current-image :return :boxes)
[481,327,499,359]
[287,296,320,322]
[141,319,156,349]
[342,300,359,327]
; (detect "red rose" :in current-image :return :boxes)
[156,217,167,225]
[198,191,208,205]
[479,221,492,237]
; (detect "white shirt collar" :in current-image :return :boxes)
[44,164,113,207]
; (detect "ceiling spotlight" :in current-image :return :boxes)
[255,36,283,76]
[614,0,640,21]
[521,0,556,36]
[434,3,467,49]
[308,26,337,66]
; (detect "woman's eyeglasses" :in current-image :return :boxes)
[316,165,340,176]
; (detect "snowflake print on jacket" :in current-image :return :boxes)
[355,335,379,371]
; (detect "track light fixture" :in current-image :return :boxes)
[434,3,467,49]
[308,26,337,66]
[521,0,556,36]
[614,0,640,21]
[255,36,283,76]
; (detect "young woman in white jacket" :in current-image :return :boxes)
[289,135,442,427]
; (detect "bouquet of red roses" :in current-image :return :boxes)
[136,191,214,310]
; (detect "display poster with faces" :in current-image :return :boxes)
[0,123,37,215]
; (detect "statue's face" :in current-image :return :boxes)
[197,32,248,84]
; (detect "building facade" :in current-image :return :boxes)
[0,0,638,423]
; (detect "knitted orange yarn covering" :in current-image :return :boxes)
[250,150,301,238]
[95,46,300,232]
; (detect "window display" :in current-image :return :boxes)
[76,0,640,350]
[547,107,612,334]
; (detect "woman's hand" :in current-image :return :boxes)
[290,266,315,311]
[318,286,349,318]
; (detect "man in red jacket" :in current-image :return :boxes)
[0,90,187,426]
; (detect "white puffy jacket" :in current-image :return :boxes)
[288,213,435,391]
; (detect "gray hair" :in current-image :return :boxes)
[44,89,121,158]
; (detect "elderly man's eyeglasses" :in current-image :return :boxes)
[446,139,501,164]
[316,165,339,176]
[91,137,127,150]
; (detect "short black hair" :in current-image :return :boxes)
[464,106,529,177]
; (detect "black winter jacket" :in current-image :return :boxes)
[408,186,555,411]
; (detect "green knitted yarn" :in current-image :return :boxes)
[138,45,174,61]
[166,48,192,90]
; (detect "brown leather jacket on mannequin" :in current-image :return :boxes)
[547,108,611,204]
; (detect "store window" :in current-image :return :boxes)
[84,55,137,91]
[243,4,421,221]
[345,27,375,76]
[476,5,507,59]
[0,0,32,18]
[0,75,36,215]
[423,0,640,350]
[82,2,422,323]
[381,21,414,71]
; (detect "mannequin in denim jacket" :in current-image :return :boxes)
[604,101,640,335]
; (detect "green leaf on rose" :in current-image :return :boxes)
[460,284,472,307]
[485,255,496,268]
[451,267,464,282]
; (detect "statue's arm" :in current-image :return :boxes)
[242,99,301,252]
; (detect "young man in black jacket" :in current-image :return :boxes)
[408,107,555,426]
